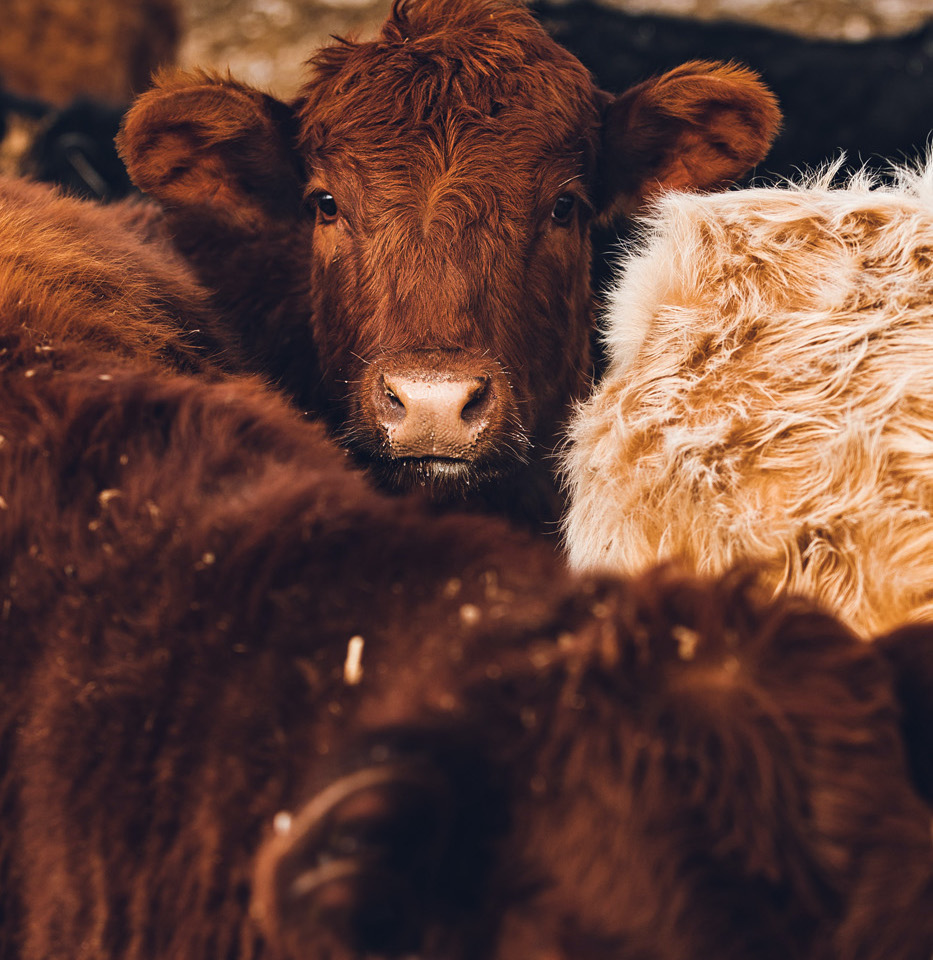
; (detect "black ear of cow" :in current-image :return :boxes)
[252,732,506,958]
[876,622,933,806]
[117,69,306,231]
[597,60,781,222]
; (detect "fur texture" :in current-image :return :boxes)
[118,0,780,522]
[0,175,237,373]
[0,358,559,960]
[0,191,928,956]
[2,400,931,960]
[563,159,933,636]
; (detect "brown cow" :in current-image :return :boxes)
[118,0,780,523]
[0,344,930,958]
[257,571,933,960]
[0,174,234,373]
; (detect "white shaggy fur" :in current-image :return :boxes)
[563,160,933,636]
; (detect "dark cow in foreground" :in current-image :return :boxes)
[118,0,780,523]
[1,337,932,958]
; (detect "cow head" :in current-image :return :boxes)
[119,0,780,507]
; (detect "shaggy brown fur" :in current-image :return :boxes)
[0,175,232,374]
[0,352,564,960]
[563,161,933,635]
[0,0,178,107]
[1,390,930,960]
[118,0,780,521]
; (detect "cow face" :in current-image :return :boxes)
[293,2,602,499]
[120,0,780,505]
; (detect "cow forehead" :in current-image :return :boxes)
[295,0,600,173]
[311,125,589,234]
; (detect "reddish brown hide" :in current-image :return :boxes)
[0,175,227,374]
[255,571,933,960]
[119,0,780,522]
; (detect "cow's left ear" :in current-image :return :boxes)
[597,60,781,222]
[117,70,306,232]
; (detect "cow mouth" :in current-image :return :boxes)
[362,453,509,501]
[404,456,475,478]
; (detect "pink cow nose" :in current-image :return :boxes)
[377,371,496,459]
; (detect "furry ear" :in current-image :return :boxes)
[598,60,781,221]
[117,71,305,232]
[253,764,449,957]
[876,622,933,805]
[252,737,504,959]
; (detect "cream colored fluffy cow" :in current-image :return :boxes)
[563,161,933,637]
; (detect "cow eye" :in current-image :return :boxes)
[551,193,576,225]
[315,192,338,222]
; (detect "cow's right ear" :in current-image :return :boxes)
[251,737,504,959]
[597,60,781,223]
[117,70,306,232]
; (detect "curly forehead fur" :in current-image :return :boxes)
[562,158,933,636]
[298,0,597,133]
[295,0,599,246]
[296,0,597,272]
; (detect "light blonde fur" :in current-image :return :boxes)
[562,159,933,636]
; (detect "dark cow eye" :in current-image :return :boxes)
[551,193,576,225]
[315,192,338,222]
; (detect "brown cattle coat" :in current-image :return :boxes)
[0,176,227,373]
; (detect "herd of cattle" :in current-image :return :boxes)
[1,0,933,958]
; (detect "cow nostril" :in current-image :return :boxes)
[460,377,490,424]
[378,377,408,424]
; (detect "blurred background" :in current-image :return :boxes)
[3,0,933,197]
[179,0,933,97]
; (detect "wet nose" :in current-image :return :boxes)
[376,372,496,458]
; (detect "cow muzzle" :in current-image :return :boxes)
[368,354,511,464]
